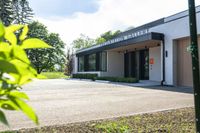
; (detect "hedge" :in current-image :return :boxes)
[72,73,98,80]
[96,77,138,83]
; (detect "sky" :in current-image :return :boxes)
[29,0,200,46]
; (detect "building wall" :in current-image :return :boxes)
[72,55,78,74]
[149,7,200,85]
[100,51,124,77]
[149,46,161,81]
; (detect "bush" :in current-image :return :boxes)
[96,77,138,83]
[72,73,98,80]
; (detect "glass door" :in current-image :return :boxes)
[139,49,149,80]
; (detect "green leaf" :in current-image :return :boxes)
[9,91,29,100]
[10,59,37,76]
[0,110,9,126]
[5,25,23,45]
[0,100,20,111]
[21,38,51,49]
[19,25,28,41]
[4,32,17,45]
[0,60,19,73]
[5,25,23,33]
[9,97,39,124]
[18,75,33,85]
[12,46,30,64]
[0,22,5,39]
[0,42,11,52]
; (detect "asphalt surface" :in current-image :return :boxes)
[0,79,194,131]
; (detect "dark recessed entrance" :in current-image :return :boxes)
[139,49,149,80]
[124,49,149,80]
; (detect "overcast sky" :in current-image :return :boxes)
[29,0,200,46]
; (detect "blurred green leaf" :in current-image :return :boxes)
[10,97,39,124]
[21,38,51,49]
[0,43,11,52]
[4,25,23,45]
[12,46,30,64]
[0,100,20,110]
[0,110,9,126]
[4,32,17,45]
[0,22,5,39]
[19,25,28,41]
[5,25,23,33]
[9,91,29,100]
[0,60,19,73]
[18,75,33,85]
[10,59,37,76]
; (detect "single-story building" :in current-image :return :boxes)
[73,6,200,87]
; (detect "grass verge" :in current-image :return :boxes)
[2,107,195,133]
[37,72,69,79]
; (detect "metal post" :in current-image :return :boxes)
[188,0,200,132]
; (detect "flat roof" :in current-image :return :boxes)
[76,32,164,56]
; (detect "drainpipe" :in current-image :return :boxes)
[161,37,165,86]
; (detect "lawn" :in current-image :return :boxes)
[6,107,195,133]
[38,72,69,79]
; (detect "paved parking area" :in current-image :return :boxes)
[0,79,194,131]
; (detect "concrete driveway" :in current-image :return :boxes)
[0,79,194,131]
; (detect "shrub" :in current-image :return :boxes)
[96,77,138,83]
[72,73,98,80]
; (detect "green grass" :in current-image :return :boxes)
[94,107,195,132]
[38,72,69,79]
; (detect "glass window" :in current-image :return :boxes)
[100,52,107,71]
[88,54,96,71]
[78,56,84,72]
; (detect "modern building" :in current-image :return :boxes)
[73,6,200,87]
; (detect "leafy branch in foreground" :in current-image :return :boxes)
[0,22,51,126]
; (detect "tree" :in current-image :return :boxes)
[96,30,121,44]
[0,0,14,26]
[65,47,74,75]
[71,34,95,50]
[27,21,66,74]
[71,30,121,50]
[12,0,34,24]
[0,0,33,26]
[0,22,51,125]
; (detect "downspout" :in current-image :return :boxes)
[161,36,165,86]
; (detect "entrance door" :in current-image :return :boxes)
[139,49,149,80]
[177,37,200,86]
[124,52,137,78]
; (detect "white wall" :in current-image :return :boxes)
[149,46,161,81]
[101,51,124,77]
[149,8,200,85]
[72,55,78,74]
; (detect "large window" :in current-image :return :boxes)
[88,54,96,71]
[100,52,107,71]
[77,51,107,72]
[78,56,84,72]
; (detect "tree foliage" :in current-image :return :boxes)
[12,0,34,24]
[0,0,33,25]
[27,21,66,74]
[96,30,121,44]
[0,22,51,125]
[71,30,121,50]
[65,47,74,75]
[71,34,95,50]
[0,0,14,26]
